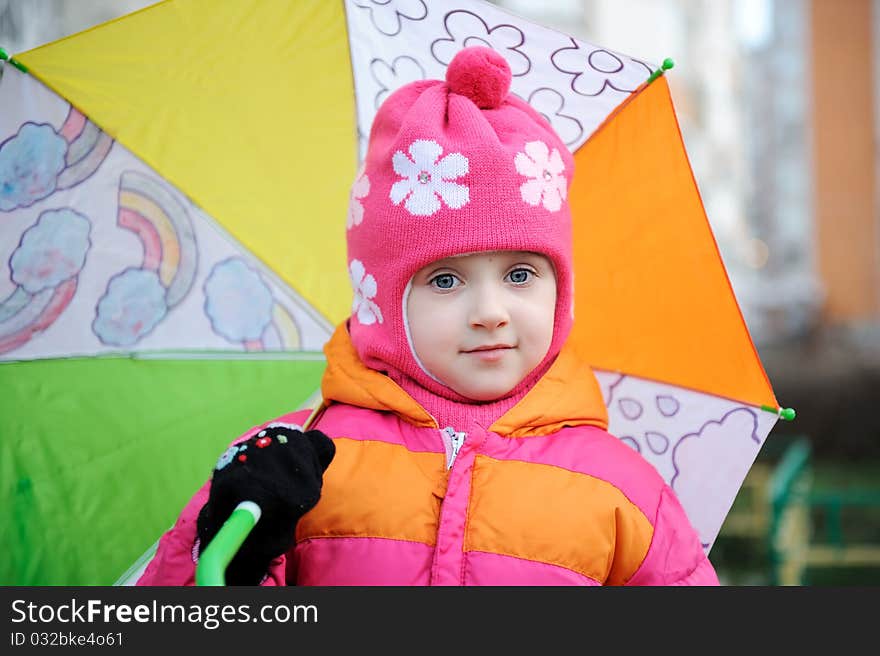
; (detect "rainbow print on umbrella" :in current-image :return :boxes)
[204,257,302,351]
[0,101,113,355]
[0,208,90,354]
[92,171,197,347]
[57,107,113,190]
[0,107,112,213]
[0,106,113,354]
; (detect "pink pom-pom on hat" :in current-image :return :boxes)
[445,46,512,109]
[345,45,576,406]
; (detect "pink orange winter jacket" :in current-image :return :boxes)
[138,324,719,586]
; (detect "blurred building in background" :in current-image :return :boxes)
[3,0,879,456]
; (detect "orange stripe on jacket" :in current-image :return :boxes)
[465,456,653,584]
[297,438,445,546]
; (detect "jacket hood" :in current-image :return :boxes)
[320,323,608,438]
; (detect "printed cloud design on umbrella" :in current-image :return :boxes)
[92,268,168,346]
[371,56,426,109]
[204,257,301,351]
[0,107,112,212]
[524,88,584,147]
[0,124,65,211]
[551,39,652,97]
[353,0,427,36]
[672,408,762,544]
[431,10,530,77]
[92,171,197,346]
[1,208,91,353]
[390,139,469,216]
[345,0,659,160]
[672,408,761,487]
[515,141,567,212]
[602,374,694,483]
[599,372,769,547]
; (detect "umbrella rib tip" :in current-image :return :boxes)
[647,57,675,85]
[0,47,27,73]
[762,404,796,421]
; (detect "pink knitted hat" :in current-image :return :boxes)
[346,46,575,405]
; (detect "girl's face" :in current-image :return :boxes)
[405,251,557,401]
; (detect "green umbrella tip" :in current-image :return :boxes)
[761,405,796,421]
[647,57,675,85]
[0,47,27,73]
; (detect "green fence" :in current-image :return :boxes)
[767,438,880,585]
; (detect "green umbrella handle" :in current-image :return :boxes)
[195,501,261,586]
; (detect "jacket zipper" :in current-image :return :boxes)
[441,426,467,470]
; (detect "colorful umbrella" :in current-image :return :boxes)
[0,0,792,585]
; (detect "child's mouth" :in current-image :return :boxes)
[463,345,514,362]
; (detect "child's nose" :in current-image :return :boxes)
[469,286,510,330]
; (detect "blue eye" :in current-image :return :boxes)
[431,274,458,290]
[507,268,532,284]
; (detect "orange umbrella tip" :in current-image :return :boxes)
[762,405,797,422]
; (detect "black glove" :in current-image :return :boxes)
[196,424,335,585]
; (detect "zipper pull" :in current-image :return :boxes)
[443,426,467,470]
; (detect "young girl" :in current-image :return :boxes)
[139,46,718,586]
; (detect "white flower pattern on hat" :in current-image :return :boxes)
[349,259,383,325]
[347,168,370,229]
[390,139,469,216]
[515,141,567,212]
